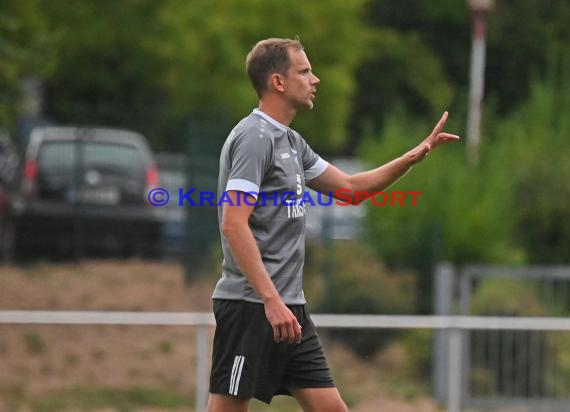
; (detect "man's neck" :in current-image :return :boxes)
[258,98,296,126]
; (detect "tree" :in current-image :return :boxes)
[41,0,171,147]
[350,0,570,146]
[349,27,454,147]
[153,0,370,152]
[24,0,370,152]
[348,0,467,146]
[0,0,57,129]
[486,0,570,115]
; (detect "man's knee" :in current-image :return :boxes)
[206,393,249,412]
[292,387,349,412]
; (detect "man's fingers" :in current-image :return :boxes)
[294,322,302,343]
[414,112,458,160]
[438,133,460,141]
[274,320,302,344]
[285,325,295,343]
[274,323,288,342]
[431,111,449,136]
[266,302,302,344]
[280,325,291,342]
[427,133,460,151]
[288,321,302,344]
[278,324,291,343]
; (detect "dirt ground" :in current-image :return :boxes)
[0,260,442,412]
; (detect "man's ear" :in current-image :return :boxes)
[269,73,285,93]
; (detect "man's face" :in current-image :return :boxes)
[282,48,320,110]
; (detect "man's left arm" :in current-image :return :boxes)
[308,111,459,198]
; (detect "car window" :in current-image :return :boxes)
[38,141,145,178]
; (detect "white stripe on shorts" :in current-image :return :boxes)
[229,355,245,396]
[233,356,245,395]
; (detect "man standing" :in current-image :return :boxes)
[207,38,459,412]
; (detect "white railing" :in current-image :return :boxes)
[2,311,570,412]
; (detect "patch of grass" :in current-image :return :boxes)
[24,331,47,355]
[158,340,174,354]
[381,375,430,401]
[2,385,26,411]
[64,352,80,367]
[20,261,69,278]
[29,387,194,412]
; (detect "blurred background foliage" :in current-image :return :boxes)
[1,0,369,151]
[0,0,59,126]
[360,67,569,311]
[1,0,570,357]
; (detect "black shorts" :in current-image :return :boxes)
[209,299,335,404]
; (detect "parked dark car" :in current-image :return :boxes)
[2,126,162,260]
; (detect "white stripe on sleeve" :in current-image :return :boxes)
[225,179,260,199]
[305,158,329,182]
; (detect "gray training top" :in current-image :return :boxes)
[213,109,329,304]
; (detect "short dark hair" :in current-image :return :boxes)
[246,38,304,98]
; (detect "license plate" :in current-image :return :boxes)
[77,187,120,205]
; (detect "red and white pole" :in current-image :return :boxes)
[466,0,493,166]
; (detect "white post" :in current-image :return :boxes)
[433,262,455,402]
[447,328,464,412]
[196,326,209,412]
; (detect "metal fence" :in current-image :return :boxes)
[434,263,570,411]
[3,310,570,412]
[184,117,227,281]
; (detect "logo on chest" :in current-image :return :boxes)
[284,173,306,219]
